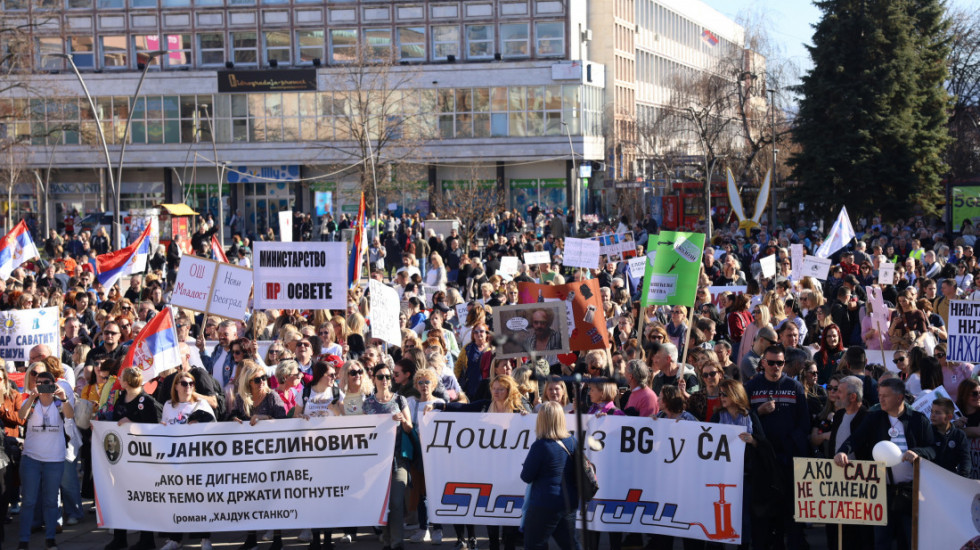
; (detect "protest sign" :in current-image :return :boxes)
[793,458,887,526]
[791,244,804,280]
[253,242,347,310]
[492,302,569,359]
[628,257,647,281]
[91,416,396,532]
[640,232,705,308]
[279,211,293,242]
[420,414,745,543]
[911,385,961,418]
[499,256,520,280]
[917,460,980,549]
[523,251,551,265]
[171,256,252,321]
[947,300,980,363]
[878,262,895,286]
[455,303,469,324]
[760,255,777,278]
[801,256,832,281]
[563,238,601,269]
[707,286,747,308]
[595,232,636,261]
[517,280,609,352]
[368,280,402,348]
[0,307,59,362]
[422,219,459,240]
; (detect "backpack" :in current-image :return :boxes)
[555,438,599,501]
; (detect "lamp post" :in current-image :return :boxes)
[768,88,778,228]
[115,50,166,248]
[55,53,116,242]
[561,121,579,234]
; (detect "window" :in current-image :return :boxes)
[536,22,563,57]
[132,35,164,67]
[499,23,528,58]
[67,36,96,69]
[228,0,254,5]
[96,0,123,8]
[198,33,225,66]
[162,34,192,67]
[36,37,62,70]
[231,32,258,66]
[329,29,356,63]
[3,0,26,10]
[100,36,128,68]
[195,0,221,6]
[432,25,458,60]
[263,31,291,65]
[161,0,189,7]
[67,0,92,9]
[465,25,492,59]
[397,27,424,61]
[130,0,155,8]
[295,30,323,64]
[363,28,391,61]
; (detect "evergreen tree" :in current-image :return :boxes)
[789,0,951,220]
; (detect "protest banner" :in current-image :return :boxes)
[946,300,980,363]
[760,255,777,279]
[517,280,610,352]
[563,238,601,269]
[594,232,637,261]
[793,457,887,526]
[707,286,747,308]
[420,414,746,543]
[628,257,647,281]
[369,280,402,348]
[91,416,397,531]
[279,211,293,242]
[791,244,804,280]
[910,385,961,418]
[492,302,570,359]
[916,459,980,548]
[423,219,459,240]
[171,256,252,321]
[801,256,832,281]
[0,307,59,361]
[499,256,520,280]
[253,242,347,310]
[640,232,705,308]
[523,251,551,266]
[878,262,895,286]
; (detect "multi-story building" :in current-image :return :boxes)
[0,0,751,237]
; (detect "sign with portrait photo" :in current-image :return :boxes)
[492,302,570,359]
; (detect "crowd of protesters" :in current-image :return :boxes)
[1,204,979,550]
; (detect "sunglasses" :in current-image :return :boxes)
[375,374,392,381]
[936,353,947,359]
[251,375,269,384]
[178,381,195,388]
[104,331,120,336]
[232,349,244,356]
[296,342,312,348]
[268,349,283,354]
[702,371,720,378]
[29,371,44,377]
[806,371,818,376]
[417,380,432,386]
[895,357,907,362]
[349,369,363,376]
[829,385,839,391]
[972,391,980,397]
[766,360,786,366]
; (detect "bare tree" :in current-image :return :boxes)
[946,8,980,180]
[428,166,504,248]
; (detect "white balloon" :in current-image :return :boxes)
[872,440,903,467]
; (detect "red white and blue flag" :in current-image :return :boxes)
[348,192,367,289]
[91,223,152,290]
[211,235,229,263]
[701,29,719,47]
[121,306,180,381]
[0,220,40,280]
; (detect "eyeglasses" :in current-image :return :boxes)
[417,380,432,386]
[318,331,330,337]
[232,349,244,356]
[296,342,312,348]
[118,323,131,329]
[349,369,363,376]
[702,371,720,378]
[766,360,786,366]
[375,374,392,381]
[177,324,188,329]
[251,375,269,385]
[178,381,195,388]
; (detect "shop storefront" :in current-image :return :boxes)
[227,165,298,237]
[509,178,566,215]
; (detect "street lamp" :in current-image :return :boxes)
[54,53,116,242]
[561,121,579,234]
[768,88,778,228]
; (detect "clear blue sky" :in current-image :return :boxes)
[701,0,980,87]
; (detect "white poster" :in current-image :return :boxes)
[563,238,601,269]
[170,256,218,313]
[801,256,832,281]
[171,256,252,321]
[0,307,59,362]
[910,385,961,418]
[209,263,253,320]
[369,280,402,348]
[279,211,293,242]
[499,256,520,280]
[420,414,745,543]
[791,244,804,280]
[707,286,747,308]
[878,262,895,286]
[252,242,348,310]
[866,286,890,338]
[524,251,551,266]
[628,257,648,281]
[760,255,777,278]
[92,417,396,532]
[947,300,980,363]
[917,460,980,549]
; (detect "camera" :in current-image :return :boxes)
[37,384,57,394]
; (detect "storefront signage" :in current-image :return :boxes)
[217,69,317,93]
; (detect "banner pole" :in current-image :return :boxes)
[876,320,887,367]
[837,524,842,550]
[679,265,703,367]
[911,457,920,550]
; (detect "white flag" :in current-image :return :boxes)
[917,459,980,549]
[815,207,855,258]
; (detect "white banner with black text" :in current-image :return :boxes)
[92,417,397,532]
[420,413,745,544]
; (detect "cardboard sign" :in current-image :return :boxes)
[171,255,252,321]
[641,231,705,308]
[252,242,347,310]
[563,238,601,269]
[518,280,610,352]
[628,257,648,281]
[368,280,402,348]
[492,302,570,359]
[760,254,777,278]
[279,211,293,242]
[791,244,804,280]
[793,458,887,526]
[801,256,832,281]
[523,251,551,265]
[947,300,980,363]
[499,256,520,280]
[866,286,890,337]
[878,262,895,286]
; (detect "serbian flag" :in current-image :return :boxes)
[0,220,40,280]
[92,223,152,290]
[211,235,229,263]
[701,29,719,47]
[121,307,180,381]
[348,192,367,288]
